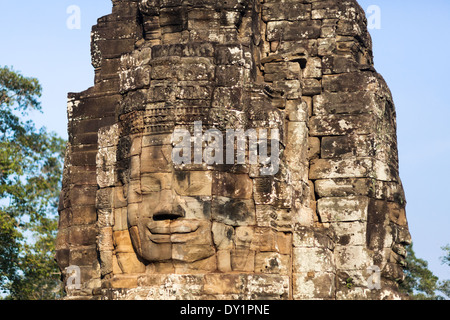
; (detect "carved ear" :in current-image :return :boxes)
[139,0,160,16]
[129,226,143,256]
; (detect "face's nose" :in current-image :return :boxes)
[152,190,185,221]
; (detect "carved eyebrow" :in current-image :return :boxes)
[140,176,162,194]
[132,186,142,195]
[140,185,160,194]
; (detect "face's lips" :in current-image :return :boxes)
[171,220,200,234]
[148,233,171,244]
[147,220,171,234]
[147,219,200,244]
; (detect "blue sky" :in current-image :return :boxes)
[0,1,448,284]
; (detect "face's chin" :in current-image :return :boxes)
[134,219,214,263]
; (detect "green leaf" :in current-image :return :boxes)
[0,66,65,300]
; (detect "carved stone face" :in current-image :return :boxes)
[57,0,412,300]
[123,129,284,268]
[126,155,216,263]
[120,44,289,269]
[114,0,293,270]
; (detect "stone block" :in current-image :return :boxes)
[293,247,334,273]
[212,222,235,250]
[69,225,97,247]
[321,134,374,159]
[322,72,378,93]
[119,66,151,93]
[127,204,139,227]
[231,248,255,272]
[70,186,97,207]
[174,255,217,274]
[332,221,367,246]
[235,226,255,249]
[70,95,119,121]
[293,272,335,300]
[255,228,292,255]
[215,65,244,86]
[315,178,372,198]
[113,207,128,231]
[55,248,70,269]
[70,166,97,186]
[141,133,172,148]
[176,195,212,220]
[313,91,380,116]
[286,99,309,122]
[317,196,370,223]
[335,246,372,270]
[69,246,98,266]
[152,43,214,58]
[262,3,311,22]
[255,205,293,231]
[267,20,322,42]
[264,61,301,82]
[141,173,172,192]
[113,186,127,208]
[120,47,152,70]
[302,78,322,96]
[322,55,362,75]
[113,230,135,254]
[309,158,373,180]
[176,58,215,81]
[286,121,308,161]
[245,274,290,299]
[272,80,301,99]
[58,209,71,229]
[171,222,215,263]
[317,37,336,56]
[176,85,213,100]
[214,44,245,65]
[203,274,241,295]
[388,202,408,226]
[293,228,334,250]
[71,206,97,226]
[96,188,115,210]
[309,113,377,136]
[98,208,114,228]
[96,39,136,60]
[366,199,390,251]
[212,87,243,110]
[253,177,292,208]
[212,172,253,199]
[97,166,116,189]
[216,250,232,273]
[98,227,114,252]
[140,145,172,173]
[308,137,320,160]
[255,252,290,274]
[116,253,146,274]
[211,196,256,226]
[303,57,322,79]
[103,275,139,289]
[100,250,113,276]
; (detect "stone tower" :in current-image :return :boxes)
[56,0,411,300]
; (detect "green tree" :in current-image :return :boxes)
[400,243,449,300]
[0,66,65,299]
[441,244,450,267]
[437,245,450,299]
